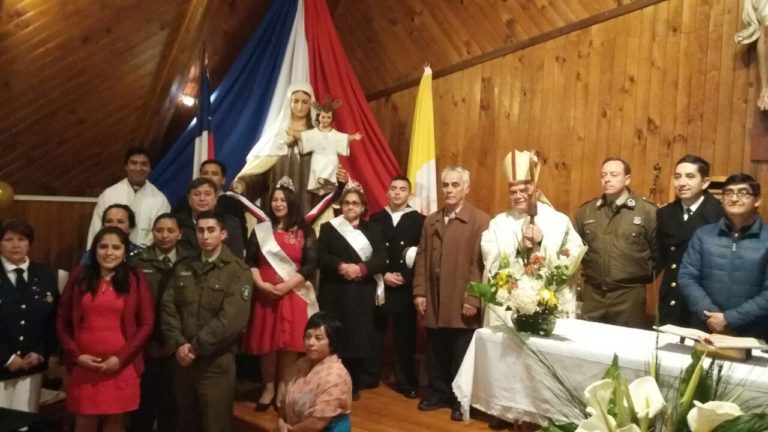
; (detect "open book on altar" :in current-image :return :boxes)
[656,324,768,349]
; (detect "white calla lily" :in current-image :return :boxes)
[577,379,617,432]
[686,400,744,432]
[627,376,666,420]
[616,425,642,432]
[576,412,618,432]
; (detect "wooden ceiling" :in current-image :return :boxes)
[0,0,270,196]
[0,0,644,196]
[334,0,643,98]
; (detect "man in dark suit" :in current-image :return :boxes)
[363,176,426,399]
[174,160,248,245]
[657,155,723,326]
[175,177,245,258]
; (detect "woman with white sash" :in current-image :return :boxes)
[317,181,386,401]
[242,177,319,411]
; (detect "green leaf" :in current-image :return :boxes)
[679,351,714,404]
[713,413,768,431]
[465,282,500,305]
[602,354,621,381]
[536,419,578,432]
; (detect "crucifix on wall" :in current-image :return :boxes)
[737,0,768,160]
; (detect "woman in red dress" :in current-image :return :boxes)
[243,177,318,411]
[57,226,154,432]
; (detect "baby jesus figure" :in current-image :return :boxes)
[293,96,362,194]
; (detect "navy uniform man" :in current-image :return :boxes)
[162,211,252,432]
[363,175,425,399]
[575,157,659,329]
[656,155,723,326]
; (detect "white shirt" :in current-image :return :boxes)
[87,178,171,247]
[2,256,30,366]
[385,205,416,227]
[682,194,705,221]
[2,256,30,286]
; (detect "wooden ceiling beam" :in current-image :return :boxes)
[135,0,212,153]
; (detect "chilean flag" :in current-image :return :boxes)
[192,60,214,178]
[151,0,400,211]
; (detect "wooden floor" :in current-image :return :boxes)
[232,381,537,432]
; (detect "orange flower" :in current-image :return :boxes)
[559,248,570,258]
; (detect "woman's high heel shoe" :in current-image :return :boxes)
[254,395,276,412]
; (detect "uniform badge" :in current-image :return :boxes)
[627,198,636,208]
[142,269,154,273]
[45,292,54,303]
[180,271,192,276]
[241,285,251,301]
[633,216,642,225]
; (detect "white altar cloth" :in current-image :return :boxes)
[453,319,768,425]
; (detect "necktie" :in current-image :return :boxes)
[684,207,693,221]
[13,268,28,296]
[162,256,172,267]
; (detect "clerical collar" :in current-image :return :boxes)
[681,194,705,215]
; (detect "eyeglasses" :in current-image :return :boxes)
[342,200,362,207]
[723,190,754,199]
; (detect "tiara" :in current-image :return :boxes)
[343,179,364,195]
[276,176,295,192]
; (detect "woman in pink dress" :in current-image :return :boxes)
[57,226,154,432]
[243,177,318,411]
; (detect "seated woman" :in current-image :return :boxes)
[277,312,351,432]
[0,219,58,413]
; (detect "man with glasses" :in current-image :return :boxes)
[678,173,768,339]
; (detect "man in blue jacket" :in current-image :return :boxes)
[678,173,768,339]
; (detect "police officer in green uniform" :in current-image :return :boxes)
[129,213,195,432]
[161,211,252,432]
[575,158,658,329]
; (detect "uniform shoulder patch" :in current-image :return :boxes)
[241,285,251,301]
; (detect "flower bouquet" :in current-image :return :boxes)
[539,351,768,432]
[468,234,585,335]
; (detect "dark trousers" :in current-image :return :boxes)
[362,305,417,390]
[129,355,177,432]
[174,352,235,432]
[425,327,475,402]
[340,357,363,393]
[582,283,648,329]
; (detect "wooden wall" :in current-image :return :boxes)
[0,201,94,273]
[369,0,764,218]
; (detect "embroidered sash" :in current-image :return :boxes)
[227,192,319,315]
[328,216,385,305]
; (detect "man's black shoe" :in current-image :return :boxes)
[450,404,463,422]
[399,388,418,399]
[417,395,451,411]
[489,417,513,430]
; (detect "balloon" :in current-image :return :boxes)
[0,181,14,209]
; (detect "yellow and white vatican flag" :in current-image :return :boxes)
[407,66,438,215]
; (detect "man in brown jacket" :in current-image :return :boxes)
[413,166,491,422]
